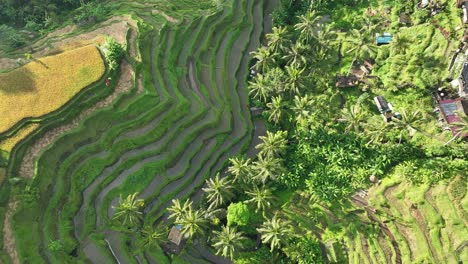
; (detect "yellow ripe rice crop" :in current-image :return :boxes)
[0,123,40,152]
[0,45,105,133]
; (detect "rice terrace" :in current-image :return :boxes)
[0,0,466,263]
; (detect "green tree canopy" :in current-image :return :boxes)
[227,202,251,226]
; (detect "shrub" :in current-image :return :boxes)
[227,202,251,226]
[74,2,109,24]
[283,236,324,264]
[0,25,25,51]
[101,37,124,71]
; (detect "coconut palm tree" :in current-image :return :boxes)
[202,173,234,210]
[313,24,337,57]
[252,154,283,184]
[284,64,305,95]
[112,192,145,226]
[248,74,273,102]
[139,225,168,249]
[346,29,377,75]
[256,130,288,158]
[282,42,309,67]
[364,117,392,144]
[291,94,314,128]
[338,104,367,133]
[245,185,275,214]
[250,46,277,73]
[228,156,252,183]
[257,215,294,251]
[266,95,285,125]
[178,207,208,239]
[446,111,468,144]
[360,16,380,36]
[266,26,290,53]
[392,109,425,140]
[211,225,246,260]
[294,11,322,44]
[392,33,411,55]
[167,198,192,222]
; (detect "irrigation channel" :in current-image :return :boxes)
[10,0,279,263]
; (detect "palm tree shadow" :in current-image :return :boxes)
[0,66,36,93]
[34,59,50,69]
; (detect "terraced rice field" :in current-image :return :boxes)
[0,45,105,134]
[364,175,467,264]
[282,173,467,264]
[5,0,276,263]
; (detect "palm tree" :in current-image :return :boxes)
[313,24,337,57]
[266,26,290,53]
[338,104,367,133]
[139,225,168,249]
[360,16,379,36]
[250,46,277,73]
[282,42,309,67]
[202,173,234,210]
[266,95,285,125]
[364,117,392,144]
[178,207,208,239]
[248,74,273,102]
[257,215,294,251]
[256,130,288,158]
[228,156,252,183]
[252,154,283,184]
[446,111,468,144]
[112,193,145,226]
[294,11,322,44]
[392,33,411,55]
[291,94,314,128]
[284,64,305,95]
[392,109,425,139]
[167,198,192,222]
[346,29,377,75]
[245,185,275,214]
[211,225,246,260]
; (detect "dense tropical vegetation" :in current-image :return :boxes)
[0,0,466,263]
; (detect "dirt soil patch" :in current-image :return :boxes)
[19,61,135,179]
[3,200,19,264]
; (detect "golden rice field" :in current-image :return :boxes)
[0,45,105,134]
[0,123,40,152]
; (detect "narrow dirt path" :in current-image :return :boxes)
[359,234,373,264]
[3,200,19,264]
[383,185,414,262]
[151,10,180,24]
[405,198,440,263]
[19,61,135,179]
[351,194,402,264]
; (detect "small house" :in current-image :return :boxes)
[457,0,468,7]
[375,33,392,45]
[398,13,412,25]
[458,62,468,98]
[168,224,183,246]
[374,95,394,122]
[336,74,359,88]
[419,0,429,8]
[457,0,468,23]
